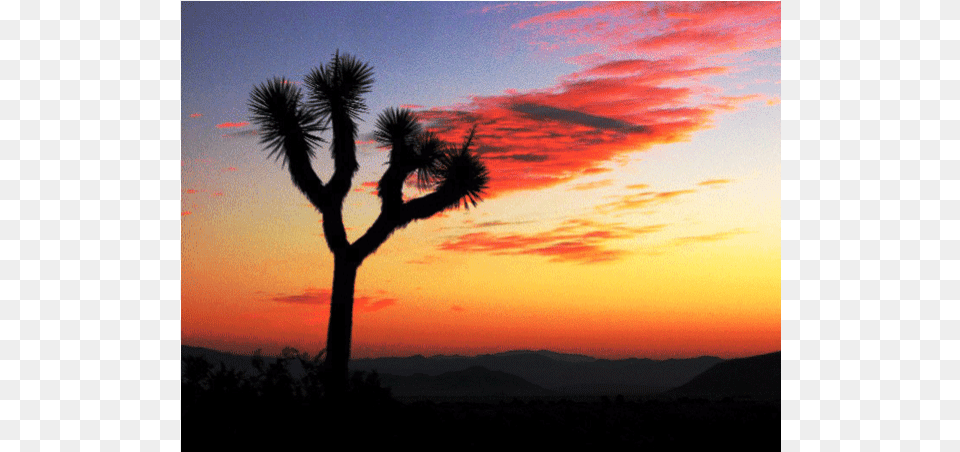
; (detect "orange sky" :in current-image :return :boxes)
[182,2,781,359]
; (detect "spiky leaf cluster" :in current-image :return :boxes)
[248,78,324,164]
[304,52,375,124]
[435,128,489,209]
[374,110,489,206]
[374,107,422,150]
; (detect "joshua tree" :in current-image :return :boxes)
[248,52,489,396]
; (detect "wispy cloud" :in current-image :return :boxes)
[697,179,732,187]
[406,254,443,265]
[189,113,202,118]
[216,121,250,128]
[669,228,749,247]
[439,218,666,264]
[221,129,258,138]
[272,287,398,312]
[596,189,696,214]
[569,179,614,191]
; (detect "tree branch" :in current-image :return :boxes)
[352,187,460,262]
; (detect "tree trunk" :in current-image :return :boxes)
[325,256,358,398]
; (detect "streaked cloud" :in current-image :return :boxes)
[439,218,666,264]
[189,113,202,118]
[669,228,749,247]
[406,254,443,265]
[216,121,250,128]
[221,129,258,138]
[697,179,732,187]
[569,179,614,191]
[596,189,696,214]
[272,287,398,312]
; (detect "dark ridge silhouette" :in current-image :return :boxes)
[181,346,778,449]
[666,351,780,400]
[352,350,723,395]
[380,366,555,398]
[248,51,489,395]
[489,349,597,363]
[183,345,727,396]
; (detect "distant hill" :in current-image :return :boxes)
[380,366,554,398]
[352,351,722,395]
[182,344,762,398]
[666,351,780,400]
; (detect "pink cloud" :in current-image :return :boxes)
[181,211,192,216]
[189,113,202,118]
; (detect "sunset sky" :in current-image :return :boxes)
[181,1,781,360]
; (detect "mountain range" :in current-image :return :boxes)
[182,345,779,399]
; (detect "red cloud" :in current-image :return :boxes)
[355,139,377,145]
[439,219,666,264]
[272,287,398,312]
[399,104,425,110]
[185,189,199,194]
[417,2,778,198]
[216,121,250,128]
[181,211,192,216]
[189,113,202,118]
[360,181,379,188]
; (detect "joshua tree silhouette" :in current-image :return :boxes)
[249,52,489,396]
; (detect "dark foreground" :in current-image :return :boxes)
[183,352,777,450]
